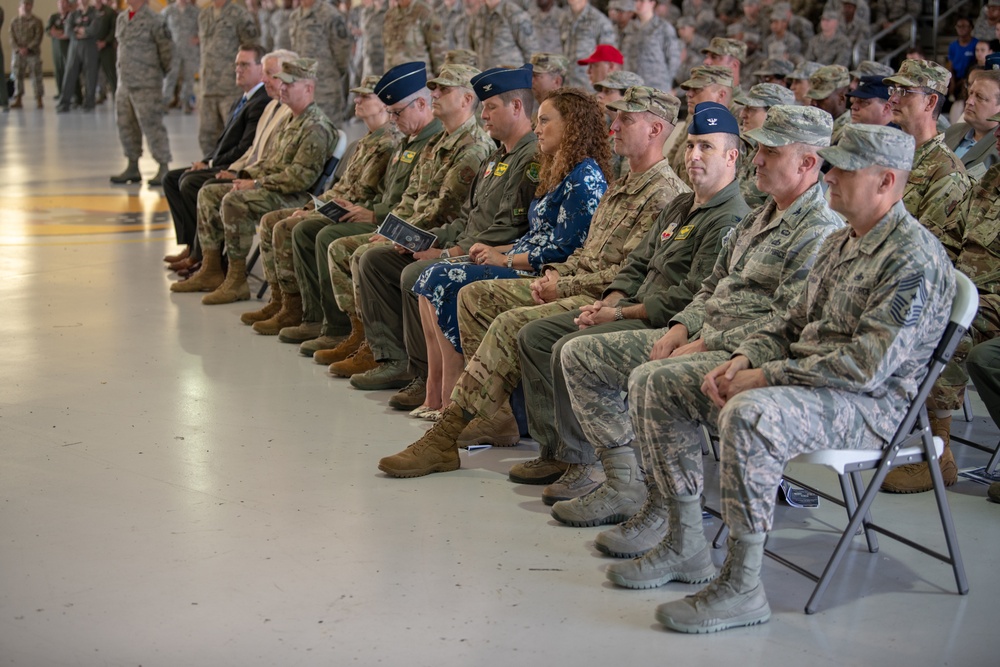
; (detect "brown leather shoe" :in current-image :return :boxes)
[164,247,190,263]
[328,341,377,378]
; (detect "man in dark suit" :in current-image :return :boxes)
[944,65,1000,180]
[163,44,270,270]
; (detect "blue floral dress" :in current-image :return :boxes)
[412,158,607,352]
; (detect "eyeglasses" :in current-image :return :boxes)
[389,99,418,119]
[887,86,929,99]
[233,62,257,70]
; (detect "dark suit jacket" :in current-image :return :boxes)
[944,121,999,179]
[207,85,271,169]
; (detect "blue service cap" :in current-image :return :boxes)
[471,64,533,101]
[687,101,740,136]
[374,62,427,105]
[847,74,891,101]
[987,53,1000,71]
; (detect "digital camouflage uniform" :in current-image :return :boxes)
[733,83,796,208]
[452,158,688,457]
[357,130,538,377]
[560,3,617,90]
[198,0,259,156]
[114,5,172,165]
[10,9,44,101]
[292,117,443,332]
[197,102,335,261]
[258,120,401,296]
[467,0,538,70]
[359,3,385,78]
[529,3,565,55]
[803,30,853,68]
[620,15,682,93]
[289,2,351,124]
[382,0,444,75]
[161,1,200,106]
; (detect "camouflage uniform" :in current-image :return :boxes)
[114,5,172,166]
[669,66,734,186]
[10,10,44,101]
[973,5,999,42]
[382,0,444,75]
[560,3,617,90]
[803,31,853,68]
[634,198,953,537]
[443,2,469,52]
[529,3,565,55]
[270,6,292,50]
[901,133,971,262]
[452,158,689,457]
[161,1,200,107]
[468,0,538,70]
[359,3,385,78]
[198,0,259,156]
[620,16,682,93]
[733,84,794,209]
[196,102,335,261]
[558,180,749,464]
[289,2,351,124]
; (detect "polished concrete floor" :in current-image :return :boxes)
[1,99,997,667]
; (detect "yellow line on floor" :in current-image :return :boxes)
[0,235,173,247]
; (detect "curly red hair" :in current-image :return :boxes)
[535,87,613,196]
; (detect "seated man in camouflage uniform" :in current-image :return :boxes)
[807,64,850,144]
[239,74,401,336]
[530,52,568,105]
[172,57,337,305]
[375,87,690,479]
[629,124,955,634]
[594,70,645,181]
[555,106,841,538]
[786,60,820,104]
[734,82,795,209]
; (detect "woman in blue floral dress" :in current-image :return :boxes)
[411,88,613,418]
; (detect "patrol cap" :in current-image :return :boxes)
[787,60,822,81]
[471,64,533,101]
[681,65,734,90]
[734,82,796,108]
[577,44,624,65]
[744,104,833,147]
[985,53,1000,70]
[753,58,795,78]
[821,7,840,19]
[677,16,696,29]
[807,64,850,100]
[427,64,480,90]
[850,60,895,79]
[688,102,740,136]
[375,61,427,104]
[702,37,747,63]
[818,124,915,171]
[275,57,318,83]
[594,70,645,91]
[349,74,383,95]
[608,0,634,11]
[743,31,761,43]
[444,49,479,67]
[883,59,951,95]
[531,53,569,75]
[846,74,891,101]
[726,23,745,37]
[605,86,681,124]
[770,2,791,16]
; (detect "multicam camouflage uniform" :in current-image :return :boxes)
[115,4,172,166]
[198,0,259,156]
[620,15,682,92]
[197,101,335,262]
[10,8,44,101]
[289,1,351,124]
[560,2,617,90]
[467,0,538,70]
[382,0,444,75]
[901,135,970,261]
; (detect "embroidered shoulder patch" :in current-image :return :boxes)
[484,161,496,177]
[400,150,417,164]
[493,162,509,177]
[661,222,679,240]
[676,225,694,240]
[890,273,927,327]
[526,162,541,183]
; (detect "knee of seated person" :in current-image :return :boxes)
[966,337,1000,370]
[718,391,769,432]
[399,258,428,290]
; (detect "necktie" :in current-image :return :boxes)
[230,96,248,123]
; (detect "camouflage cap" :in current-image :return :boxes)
[275,57,318,83]
[530,52,570,75]
[605,86,681,124]
[807,64,850,99]
[744,104,833,147]
[701,37,747,63]
[990,110,1000,122]
[821,7,840,19]
[726,22,745,37]
[594,70,645,91]
[753,58,795,77]
[734,82,796,108]
[850,60,895,79]
[743,31,761,43]
[427,64,481,90]
[444,49,479,67]
[771,1,791,16]
[608,0,634,11]
[818,124,915,171]
[349,74,383,95]
[883,59,951,95]
[681,65,734,90]
[677,16,696,29]
[787,60,822,81]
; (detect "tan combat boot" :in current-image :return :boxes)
[240,287,283,325]
[252,292,303,335]
[10,95,22,109]
[456,403,521,447]
[328,341,377,377]
[36,96,43,109]
[377,403,470,477]
[550,446,647,526]
[314,314,365,365]
[881,413,958,493]
[202,258,250,305]
[170,249,225,293]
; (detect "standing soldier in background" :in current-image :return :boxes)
[359,0,385,79]
[270,0,292,50]
[110,0,172,187]
[57,0,100,113]
[530,0,565,55]
[93,0,117,104]
[383,0,444,75]
[9,0,45,110]
[198,0,259,156]
[162,0,200,113]
[46,0,73,101]
[561,0,617,90]
[468,0,538,70]
[289,0,351,123]
[803,8,852,67]
[622,0,681,93]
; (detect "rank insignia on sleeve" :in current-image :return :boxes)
[400,150,417,164]
[526,162,541,183]
[494,162,510,177]
[661,222,679,240]
[676,225,694,240]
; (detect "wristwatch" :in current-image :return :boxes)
[506,253,514,269]
[440,249,449,259]
[614,305,624,321]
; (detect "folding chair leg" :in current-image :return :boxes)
[986,439,1000,476]
[961,392,973,422]
[712,522,728,548]
[927,452,970,596]
[847,471,879,553]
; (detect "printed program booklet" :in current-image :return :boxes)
[377,213,437,252]
[308,194,349,223]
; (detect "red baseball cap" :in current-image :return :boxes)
[577,44,624,66]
